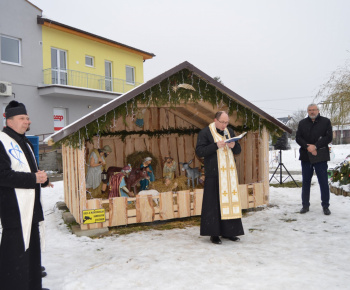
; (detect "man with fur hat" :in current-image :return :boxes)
[0,101,50,289]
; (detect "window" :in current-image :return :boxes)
[85,55,94,67]
[51,48,67,85]
[1,35,21,65]
[126,66,135,84]
[105,61,112,91]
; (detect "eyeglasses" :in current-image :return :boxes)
[217,120,229,125]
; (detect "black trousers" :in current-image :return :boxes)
[0,223,42,290]
[301,161,330,208]
[200,176,244,237]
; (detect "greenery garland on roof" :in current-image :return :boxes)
[55,69,284,148]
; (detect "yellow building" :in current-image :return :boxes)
[38,17,155,94]
[35,16,155,133]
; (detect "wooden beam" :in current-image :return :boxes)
[185,103,215,124]
[169,108,206,129]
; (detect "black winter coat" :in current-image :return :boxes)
[195,126,241,176]
[0,127,45,229]
[295,114,332,162]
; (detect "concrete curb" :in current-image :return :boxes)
[57,201,109,237]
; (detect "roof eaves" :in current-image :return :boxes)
[26,0,42,12]
[37,16,155,60]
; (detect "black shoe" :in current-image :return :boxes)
[210,236,222,244]
[323,208,331,215]
[41,266,46,271]
[42,288,50,290]
[222,236,240,242]
[42,271,47,278]
[300,207,309,214]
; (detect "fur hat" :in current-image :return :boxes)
[5,101,27,118]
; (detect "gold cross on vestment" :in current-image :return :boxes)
[232,189,237,195]
[220,166,226,172]
[222,190,228,196]
[230,165,234,171]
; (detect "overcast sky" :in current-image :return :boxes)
[30,0,350,118]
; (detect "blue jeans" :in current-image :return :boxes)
[301,161,330,208]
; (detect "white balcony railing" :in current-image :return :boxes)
[42,68,141,93]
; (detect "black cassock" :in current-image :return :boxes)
[195,126,244,237]
[0,126,45,290]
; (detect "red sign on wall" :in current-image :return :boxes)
[53,108,66,131]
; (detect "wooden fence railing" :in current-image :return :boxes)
[80,189,204,230]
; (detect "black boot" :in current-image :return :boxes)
[42,265,47,278]
[300,207,309,214]
[222,236,240,242]
[323,207,331,215]
[210,236,222,244]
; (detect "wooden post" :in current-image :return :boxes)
[136,195,155,223]
[254,182,264,206]
[109,197,128,226]
[177,190,191,218]
[245,132,253,184]
[77,145,86,224]
[193,189,204,216]
[62,145,69,211]
[261,126,270,204]
[159,191,175,220]
[238,184,248,209]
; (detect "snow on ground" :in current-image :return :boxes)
[1,143,349,290]
[269,141,350,191]
[269,140,350,172]
[40,141,350,290]
[39,180,350,290]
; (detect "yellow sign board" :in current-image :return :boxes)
[82,209,106,224]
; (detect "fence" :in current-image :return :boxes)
[42,68,141,94]
[81,190,204,230]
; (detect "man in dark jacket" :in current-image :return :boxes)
[296,103,332,215]
[0,101,49,290]
[196,111,244,244]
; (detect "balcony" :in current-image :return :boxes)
[41,68,141,95]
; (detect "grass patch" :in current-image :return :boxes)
[65,220,79,230]
[109,217,201,236]
[280,218,297,223]
[249,228,262,233]
[270,181,302,188]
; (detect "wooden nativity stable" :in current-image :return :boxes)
[48,61,291,231]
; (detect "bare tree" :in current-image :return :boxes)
[288,109,307,137]
[316,60,350,127]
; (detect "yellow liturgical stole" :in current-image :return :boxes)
[209,122,242,220]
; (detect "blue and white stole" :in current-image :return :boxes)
[0,131,42,251]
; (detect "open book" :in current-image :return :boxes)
[224,132,247,143]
